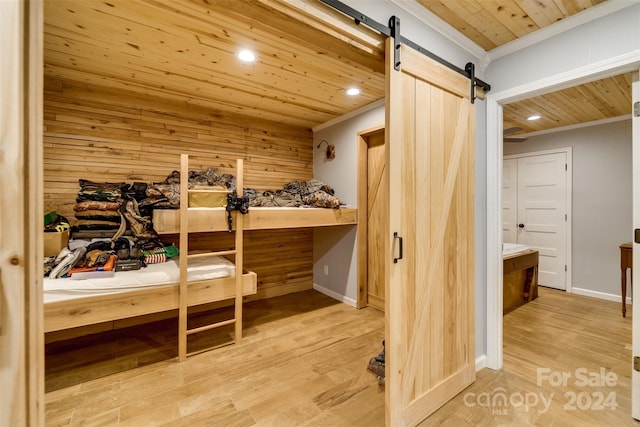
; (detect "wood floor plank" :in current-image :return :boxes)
[45,288,638,426]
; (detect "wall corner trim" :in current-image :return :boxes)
[475,355,488,372]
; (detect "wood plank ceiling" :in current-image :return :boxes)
[417,0,606,51]
[45,0,632,135]
[43,0,386,130]
[415,0,632,137]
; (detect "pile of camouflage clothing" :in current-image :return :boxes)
[72,179,157,240]
[45,237,178,279]
[246,179,342,208]
[142,169,342,209]
[141,167,235,210]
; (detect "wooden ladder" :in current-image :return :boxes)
[178,154,244,361]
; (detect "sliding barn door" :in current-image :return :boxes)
[385,38,475,426]
[632,69,639,422]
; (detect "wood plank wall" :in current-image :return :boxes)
[43,75,315,302]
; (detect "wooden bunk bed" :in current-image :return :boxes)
[152,206,358,234]
[44,158,358,338]
[44,271,257,333]
[44,158,257,338]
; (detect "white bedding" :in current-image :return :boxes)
[44,255,235,303]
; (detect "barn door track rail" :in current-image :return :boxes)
[320,0,491,103]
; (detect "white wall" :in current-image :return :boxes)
[504,120,632,299]
[312,104,384,306]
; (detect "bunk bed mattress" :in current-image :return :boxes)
[43,255,235,303]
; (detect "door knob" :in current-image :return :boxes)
[518,224,525,228]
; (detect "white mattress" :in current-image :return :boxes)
[44,255,235,303]
[502,243,530,257]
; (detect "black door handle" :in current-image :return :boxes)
[518,224,525,228]
[393,232,403,263]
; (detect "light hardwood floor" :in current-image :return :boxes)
[45,287,637,426]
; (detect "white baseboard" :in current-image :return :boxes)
[571,287,632,304]
[313,283,357,307]
[475,355,487,371]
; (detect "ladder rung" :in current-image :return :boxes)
[186,318,236,335]
[187,250,236,258]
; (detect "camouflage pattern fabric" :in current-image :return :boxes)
[189,167,235,189]
[71,220,121,231]
[74,210,122,222]
[74,201,122,211]
[84,249,111,267]
[303,190,341,209]
[76,188,122,202]
[145,183,180,208]
[123,199,158,239]
[76,179,129,202]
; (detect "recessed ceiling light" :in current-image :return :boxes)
[346,87,360,96]
[237,49,256,62]
[527,114,541,121]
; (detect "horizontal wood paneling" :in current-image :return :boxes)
[44,76,313,217]
[44,75,315,302]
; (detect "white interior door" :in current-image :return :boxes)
[631,69,639,422]
[502,158,518,243]
[514,151,568,290]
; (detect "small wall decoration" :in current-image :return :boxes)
[317,139,335,160]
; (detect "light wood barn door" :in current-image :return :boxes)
[367,129,386,311]
[385,39,476,426]
[631,68,639,422]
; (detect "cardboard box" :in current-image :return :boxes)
[43,230,69,257]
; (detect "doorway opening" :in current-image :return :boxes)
[356,126,386,311]
[486,58,640,371]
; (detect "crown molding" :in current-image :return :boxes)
[487,0,639,61]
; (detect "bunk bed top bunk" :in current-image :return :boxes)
[152,206,357,234]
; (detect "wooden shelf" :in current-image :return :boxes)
[153,207,358,234]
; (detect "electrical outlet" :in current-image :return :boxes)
[323,265,329,276]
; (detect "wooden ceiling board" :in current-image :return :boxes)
[417,0,502,50]
[46,0,378,93]
[45,0,625,135]
[417,0,605,51]
[44,0,386,129]
[503,72,633,135]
